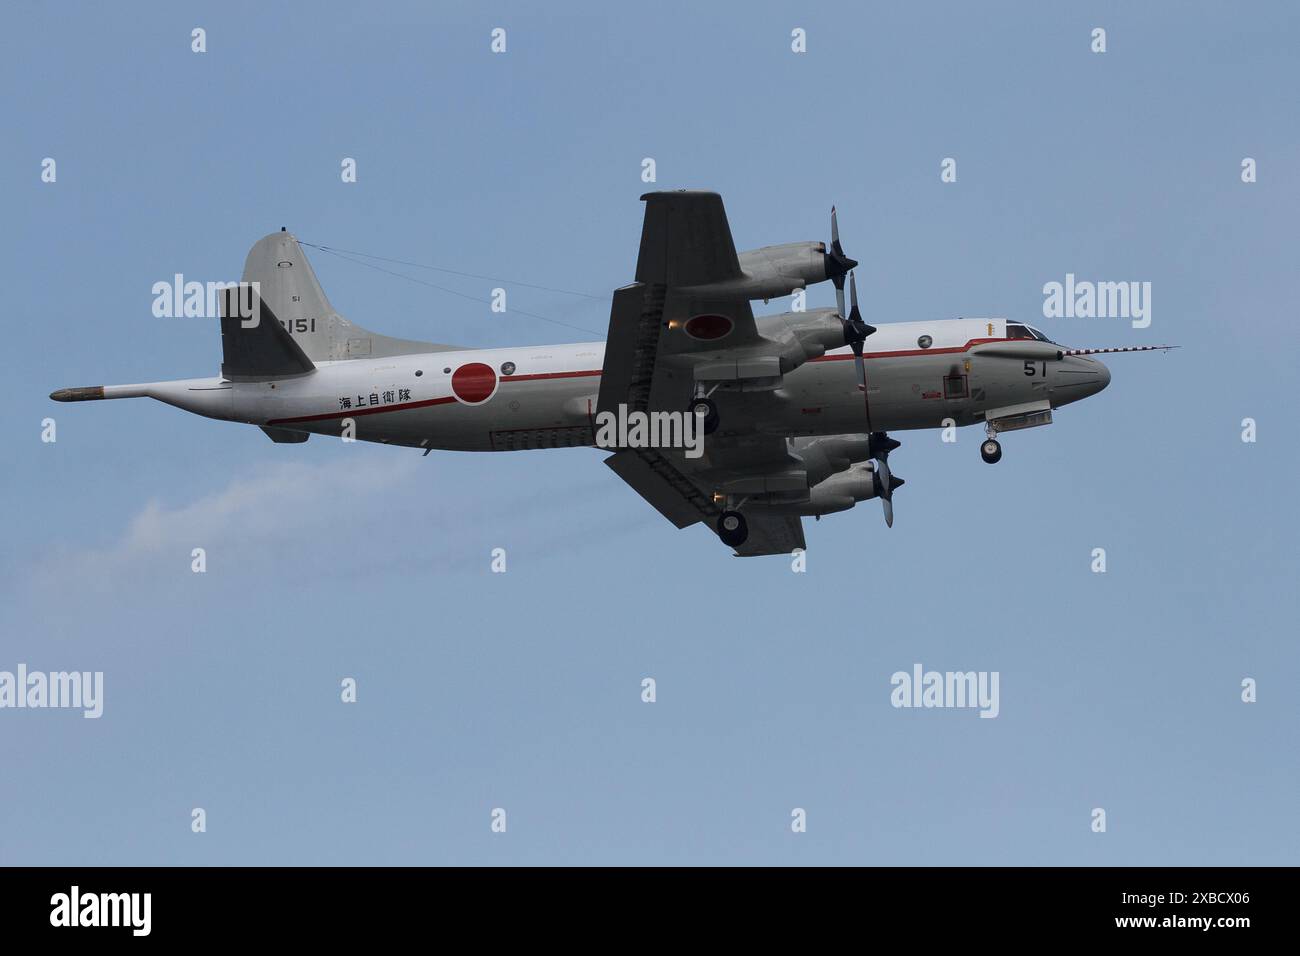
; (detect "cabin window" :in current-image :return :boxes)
[917,334,933,349]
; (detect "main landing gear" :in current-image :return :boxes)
[980,424,1003,464]
[689,391,719,435]
[716,509,748,548]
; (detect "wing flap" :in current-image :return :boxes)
[604,449,708,529]
[596,283,664,419]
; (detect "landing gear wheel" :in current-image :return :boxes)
[689,396,719,435]
[980,439,1002,464]
[717,510,748,548]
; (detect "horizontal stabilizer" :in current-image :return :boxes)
[219,287,315,382]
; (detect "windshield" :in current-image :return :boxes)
[1008,323,1057,345]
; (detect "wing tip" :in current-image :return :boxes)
[639,189,721,202]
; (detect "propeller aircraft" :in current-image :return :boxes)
[51,191,1172,555]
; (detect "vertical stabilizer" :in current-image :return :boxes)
[241,230,464,362]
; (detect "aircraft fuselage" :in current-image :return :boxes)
[121,317,1109,452]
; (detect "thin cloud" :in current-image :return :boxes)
[22,455,421,594]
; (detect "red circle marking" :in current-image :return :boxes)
[683,313,733,340]
[451,362,497,404]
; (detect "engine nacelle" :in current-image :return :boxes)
[736,242,830,299]
[753,308,847,374]
[749,464,878,517]
[678,242,831,301]
[791,434,874,486]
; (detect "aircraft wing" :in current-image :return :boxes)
[603,444,807,557]
[597,191,771,419]
[732,512,805,557]
[597,191,807,557]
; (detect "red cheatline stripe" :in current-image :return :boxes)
[264,369,603,425]
[268,395,457,425]
[811,337,1002,361]
[502,369,602,382]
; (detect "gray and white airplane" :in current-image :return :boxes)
[51,191,1170,555]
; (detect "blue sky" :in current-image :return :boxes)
[2,0,1296,865]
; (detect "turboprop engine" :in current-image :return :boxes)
[679,208,862,392]
[680,208,858,302]
[749,464,880,517]
[791,434,874,486]
[756,308,854,374]
[733,242,833,300]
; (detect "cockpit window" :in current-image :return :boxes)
[1008,323,1057,344]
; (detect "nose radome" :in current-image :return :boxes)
[1093,359,1111,393]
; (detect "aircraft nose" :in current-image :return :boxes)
[1052,356,1111,406]
[1089,358,1111,395]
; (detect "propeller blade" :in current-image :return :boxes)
[844,273,878,434]
[868,432,901,528]
[825,206,858,300]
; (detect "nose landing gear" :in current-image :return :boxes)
[980,423,1002,464]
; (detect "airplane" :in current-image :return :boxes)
[51,191,1173,556]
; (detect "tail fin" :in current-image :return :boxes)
[241,229,463,362]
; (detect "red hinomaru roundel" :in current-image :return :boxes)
[683,313,734,340]
[451,362,497,404]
